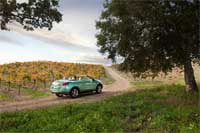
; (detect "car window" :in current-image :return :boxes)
[68,76,76,80]
[78,77,82,80]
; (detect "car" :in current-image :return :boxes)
[50,75,103,98]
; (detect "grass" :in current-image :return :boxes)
[130,80,166,89]
[100,68,115,85]
[20,87,50,98]
[0,81,50,100]
[0,93,11,101]
[0,84,199,132]
[130,76,189,90]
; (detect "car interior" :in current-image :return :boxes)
[67,76,92,81]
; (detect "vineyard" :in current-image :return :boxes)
[0,61,105,90]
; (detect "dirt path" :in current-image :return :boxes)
[0,67,130,113]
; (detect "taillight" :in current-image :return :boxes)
[63,82,69,86]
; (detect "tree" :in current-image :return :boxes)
[96,0,200,92]
[0,0,62,30]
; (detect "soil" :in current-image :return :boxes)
[0,67,131,112]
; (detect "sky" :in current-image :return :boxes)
[0,0,112,65]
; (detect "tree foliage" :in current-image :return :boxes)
[96,0,200,91]
[0,0,62,30]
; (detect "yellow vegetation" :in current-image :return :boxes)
[0,61,105,85]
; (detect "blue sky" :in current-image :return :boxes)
[0,0,111,65]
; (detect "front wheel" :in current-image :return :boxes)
[70,88,79,98]
[96,85,102,94]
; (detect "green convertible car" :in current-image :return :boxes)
[50,75,103,98]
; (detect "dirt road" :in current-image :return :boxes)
[0,67,130,112]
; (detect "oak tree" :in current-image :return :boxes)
[0,0,62,30]
[96,0,200,92]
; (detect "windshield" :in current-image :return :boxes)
[67,76,92,81]
[67,76,77,80]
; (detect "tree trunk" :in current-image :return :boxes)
[1,0,9,30]
[184,60,198,92]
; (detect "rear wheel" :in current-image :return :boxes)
[56,93,63,97]
[70,88,79,98]
[96,84,102,94]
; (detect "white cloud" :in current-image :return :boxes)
[0,0,110,65]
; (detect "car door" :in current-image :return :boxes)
[76,80,87,92]
[80,76,96,91]
[76,76,89,92]
[83,77,97,90]
[82,79,92,91]
[87,78,97,90]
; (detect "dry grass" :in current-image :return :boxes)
[113,64,200,85]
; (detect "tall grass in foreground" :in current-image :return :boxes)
[0,84,199,132]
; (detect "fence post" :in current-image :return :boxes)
[18,84,21,95]
[8,81,11,91]
[33,80,37,90]
[44,80,46,90]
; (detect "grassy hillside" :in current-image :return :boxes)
[113,64,200,88]
[0,84,199,132]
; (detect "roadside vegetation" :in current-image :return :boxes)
[1,83,199,132]
[0,93,10,101]
[0,80,50,102]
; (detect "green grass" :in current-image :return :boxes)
[130,76,187,89]
[20,87,50,98]
[0,92,11,101]
[0,84,199,132]
[100,68,115,85]
[0,81,50,99]
[130,80,166,89]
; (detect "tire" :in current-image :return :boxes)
[56,93,63,97]
[96,84,102,94]
[70,88,79,98]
